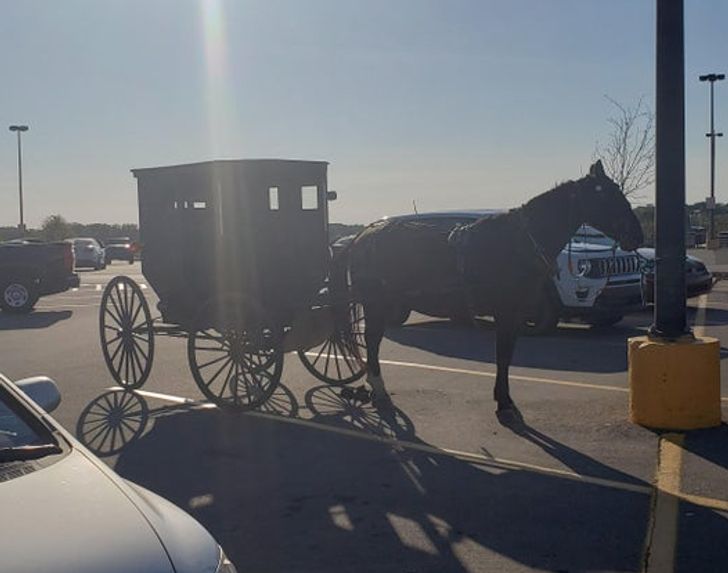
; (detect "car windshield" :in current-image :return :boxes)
[73,239,95,247]
[571,226,617,247]
[107,238,130,245]
[0,387,56,454]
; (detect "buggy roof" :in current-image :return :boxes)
[131,158,329,177]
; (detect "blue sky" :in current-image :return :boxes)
[1,0,726,226]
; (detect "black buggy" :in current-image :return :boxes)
[99,159,366,409]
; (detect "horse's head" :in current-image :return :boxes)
[577,160,643,251]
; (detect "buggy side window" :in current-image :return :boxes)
[301,186,318,210]
[268,187,280,211]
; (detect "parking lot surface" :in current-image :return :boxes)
[1,262,727,572]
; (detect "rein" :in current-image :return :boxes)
[517,210,558,278]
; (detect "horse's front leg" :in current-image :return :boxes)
[493,309,520,413]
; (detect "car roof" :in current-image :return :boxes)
[381,209,505,223]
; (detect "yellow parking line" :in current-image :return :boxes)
[642,433,684,573]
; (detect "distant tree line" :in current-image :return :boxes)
[633,202,728,246]
[0,214,139,243]
[1,215,363,244]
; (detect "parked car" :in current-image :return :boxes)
[638,248,713,303]
[0,240,79,313]
[0,372,237,573]
[105,236,135,264]
[335,212,644,332]
[69,237,106,270]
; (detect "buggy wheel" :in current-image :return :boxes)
[188,324,284,410]
[99,276,155,389]
[298,302,367,386]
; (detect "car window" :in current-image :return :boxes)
[0,390,50,450]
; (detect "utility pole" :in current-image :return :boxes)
[699,73,724,247]
[651,0,688,338]
[8,125,29,234]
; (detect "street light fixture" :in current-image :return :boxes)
[8,124,30,234]
[698,73,724,246]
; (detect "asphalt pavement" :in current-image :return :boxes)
[1,261,727,572]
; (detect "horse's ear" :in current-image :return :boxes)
[589,160,606,178]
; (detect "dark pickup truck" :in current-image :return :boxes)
[0,240,80,313]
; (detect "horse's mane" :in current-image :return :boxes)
[522,178,581,213]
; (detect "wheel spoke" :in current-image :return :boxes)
[311,338,330,367]
[204,356,233,389]
[130,343,144,382]
[109,338,124,369]
[218,360,236,400]
[197,353,230,370]
[104,307,123,328]
[131,337,149,363]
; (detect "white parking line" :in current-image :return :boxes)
[117,387,652,496]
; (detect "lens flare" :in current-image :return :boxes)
[200,0,236,157]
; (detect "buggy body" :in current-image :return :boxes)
[133,159,331,328]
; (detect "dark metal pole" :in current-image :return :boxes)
[650,0,689,339]
[17,131,25,233]
[699,73,725,244]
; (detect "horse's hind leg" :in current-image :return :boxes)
[363,300,388,398]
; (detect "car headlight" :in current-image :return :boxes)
[217,547,237,573]
[576,259,591,276]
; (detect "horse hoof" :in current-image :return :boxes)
[496,405,524,428]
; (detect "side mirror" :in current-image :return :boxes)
[15,376,62,413]
[326,191,338,202]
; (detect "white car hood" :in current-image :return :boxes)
[566,242,622,254]
[0,448,174,573]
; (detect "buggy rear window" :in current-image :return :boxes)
[301,186,318,210]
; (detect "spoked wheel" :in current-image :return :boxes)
[298,301,367,386]
[99,276,155,389]
[187,299,284,410]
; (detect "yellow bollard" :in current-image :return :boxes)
[628,335,721,430]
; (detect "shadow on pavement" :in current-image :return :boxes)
[78,385,652,572]
[680,423,728,471]
[385,319,638,373]
[76,384,299,457]
[0,310,72,330]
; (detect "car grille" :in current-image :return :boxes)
[588,255,641,278]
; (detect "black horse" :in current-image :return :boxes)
[343,160,643,418]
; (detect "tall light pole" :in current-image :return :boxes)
[8,125,29,234]
[699,73,724,246]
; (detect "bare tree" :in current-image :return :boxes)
[41,214,71,241]
[594,96,655,198]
